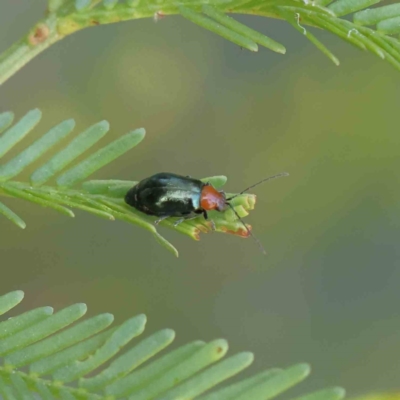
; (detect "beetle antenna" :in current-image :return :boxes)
[227,203,267,255]
[226,172,289,201]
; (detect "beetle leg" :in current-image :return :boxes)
[154,215,170,225]
[173,214,198,226]
[209,220,216,231]
[173,218,185,227]
[202,210,216,231]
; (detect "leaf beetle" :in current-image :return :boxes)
[124,172,288,253]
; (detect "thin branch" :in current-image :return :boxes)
[2,0,400,85]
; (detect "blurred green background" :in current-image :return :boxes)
[1,1,400,397]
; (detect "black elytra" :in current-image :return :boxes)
[124,172,217,226]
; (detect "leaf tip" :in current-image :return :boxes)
[99,120,110,131]
[0,111,14,128]
[14,290,25,302]
[332,387,346,399]
[214,338,229,355]
[132,127,146,141]
[163,328,176,341]
[23,108,43,124]
[104,312,114,323]
[76,303,88,315]
[30,108,42,118]
[18,220,27,229]
[44,306,54,315]
[147,329,176,346]
[65,118,76,129]
[243,351,255,363]
[136,313,147,327]
[251,43,259,52]
[2,290,25,308]
[297,362,312,377]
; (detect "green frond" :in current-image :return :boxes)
[201,5,286,54]
[292,387,347,400]
[278,7,341,65]
[0,291,24,316]
[55,128,145,188]
[30,120,109,186]
[51,0,400,69]
[4,0,400,86]
[0,201,26,229]
[0,0,399,87]
[0,290,346,400]
[0,110,278,257]
[0,112,14,135]
[0,109,42,159]
[178,6,260,52]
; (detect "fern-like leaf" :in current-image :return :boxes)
[3,0,400,86]
[0,110,271,257]
[0,290,346,400]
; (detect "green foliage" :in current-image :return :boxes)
[0,110,270,257]
[42,0,400,70]
[3,0,400,86]
[0,290,346,400]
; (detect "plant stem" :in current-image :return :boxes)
[0,15,61,86]
[1,0,397,84]
[0,1,284,87]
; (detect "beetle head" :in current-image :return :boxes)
[200,184,227,211]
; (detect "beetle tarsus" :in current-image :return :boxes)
[201,210,215,231]
[173,218,185,227]
[174,214,200,227]
[154,215,169,225]
[209,220,216,231]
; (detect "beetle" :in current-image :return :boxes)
[124,172,288,253]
